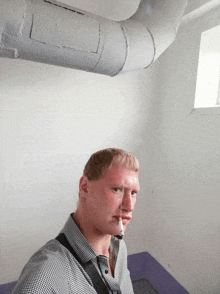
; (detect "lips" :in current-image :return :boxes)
[121,217,131,225]
[116,215,132,223]
[121,216,131,221]
[113,215,132,222]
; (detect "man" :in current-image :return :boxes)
[12,148,140,293]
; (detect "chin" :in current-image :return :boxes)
[110,226,123,236]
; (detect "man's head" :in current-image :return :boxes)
[75,148,140,237]
[83,148,139,181]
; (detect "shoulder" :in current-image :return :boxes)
[28,239,70,271]
[12,240,69,293]
[13,238,98,294]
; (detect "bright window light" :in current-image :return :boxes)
[194,24,220,108]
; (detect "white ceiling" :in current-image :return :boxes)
[54,0,140,20]
[185,0,214,13]
[56,0,213,20]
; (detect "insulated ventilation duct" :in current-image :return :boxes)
[0,0,188,76]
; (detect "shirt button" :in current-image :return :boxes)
[105,269,108,274]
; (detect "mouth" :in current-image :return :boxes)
[121,217,131,225]
[114,215,132,224]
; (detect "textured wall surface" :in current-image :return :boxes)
[136,5,220,294]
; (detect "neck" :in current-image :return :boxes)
[73,210,111,257]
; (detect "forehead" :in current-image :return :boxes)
[101,164,140,188]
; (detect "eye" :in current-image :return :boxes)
[131,191,138,197]
[113,188,120,192]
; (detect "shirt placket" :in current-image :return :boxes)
[97,255,122,294]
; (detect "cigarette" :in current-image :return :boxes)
[119,217,124,237]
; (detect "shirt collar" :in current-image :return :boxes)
[60,213,98,263]
[60,213,121,265]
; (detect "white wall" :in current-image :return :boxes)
[0,56,156,283]
[137,6,220,294]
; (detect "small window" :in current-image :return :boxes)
[194,24,220,108]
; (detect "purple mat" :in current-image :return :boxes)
[128,252,189,294]
[0,281,16,294]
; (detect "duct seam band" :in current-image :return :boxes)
[144,28,156,69]
[119,20,155,72]
[91,21,127,76]
[44,0,85,16]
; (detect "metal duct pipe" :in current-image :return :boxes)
[181,0,220,26]
[0,0,187,76]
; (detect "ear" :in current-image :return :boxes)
[79,175,89,198]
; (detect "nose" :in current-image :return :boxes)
[121,191,136,213]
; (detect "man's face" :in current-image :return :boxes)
[84,164,140,236]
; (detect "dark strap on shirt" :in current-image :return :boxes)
[55,233,110,294]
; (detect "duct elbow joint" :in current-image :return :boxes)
[119,20,155,73]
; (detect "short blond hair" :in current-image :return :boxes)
[83,148,139,181]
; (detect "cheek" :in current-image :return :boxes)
[105,196,119,206]
[104,192,121,208]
